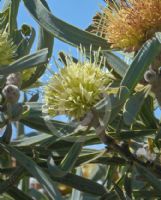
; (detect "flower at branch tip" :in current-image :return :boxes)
[44,51,112,119]
[94,0,161,51]
[0,32,17,65]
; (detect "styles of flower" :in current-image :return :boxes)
[94,0,161,51]
[44,52,112,119]
[0,32,17,65]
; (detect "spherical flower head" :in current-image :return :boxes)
[44,55,111,119]
[0,32,17,65]
[95,0,161,51]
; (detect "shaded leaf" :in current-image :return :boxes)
[6,184,34,200]
[102,51,129,77]
[52,173,107,196]
[48,142,83,177]
[28,189,49,200]
[0,144,63,200]
[113,183,126,200]
[135,162,161,194]
[71,167,82,200]
[60,142,83,171]
[1,123,12,144]
[12,133,52,147]
[123,87,150,126]
[0,49,48,75]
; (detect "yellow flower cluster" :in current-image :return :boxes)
[0,32,17,65]
[22,68,36,82]
[96,0,161,51]
[44,56,111,119]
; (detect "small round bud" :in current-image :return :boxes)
[6,72,22,88]
[144,69,157,83]
[21,24,32,37]
[2,84,20,104]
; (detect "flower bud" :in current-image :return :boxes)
[2,84,20,104]
[6,72,22,88]
[144,69,157,83]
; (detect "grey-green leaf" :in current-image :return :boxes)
[123,88,150,126]
[23,0,109,50]
[60,142,83,172]
[102,51,129,77]
[0,48,48,75]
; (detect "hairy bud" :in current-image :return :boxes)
[6,72,22,88]
[2,84,20,104]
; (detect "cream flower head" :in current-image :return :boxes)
[44,50,112,119]
[0,32,17,65]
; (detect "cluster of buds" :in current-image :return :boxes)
[2,72,22,104]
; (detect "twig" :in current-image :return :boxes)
[0,166,24,194]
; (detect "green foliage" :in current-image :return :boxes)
[0,0,161,200]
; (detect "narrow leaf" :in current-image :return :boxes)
[113,183,126,200]
[102,51,129,77]
[71,167,82,200]
[0,144,64,200]
[52,173,107,196]
[0,48,48,75]
[135,162,161,193]
[60,142,83,172]
[23,0,109,50]
[123,87,150,126]
[21,0,54,89]
[48,142,83,177]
